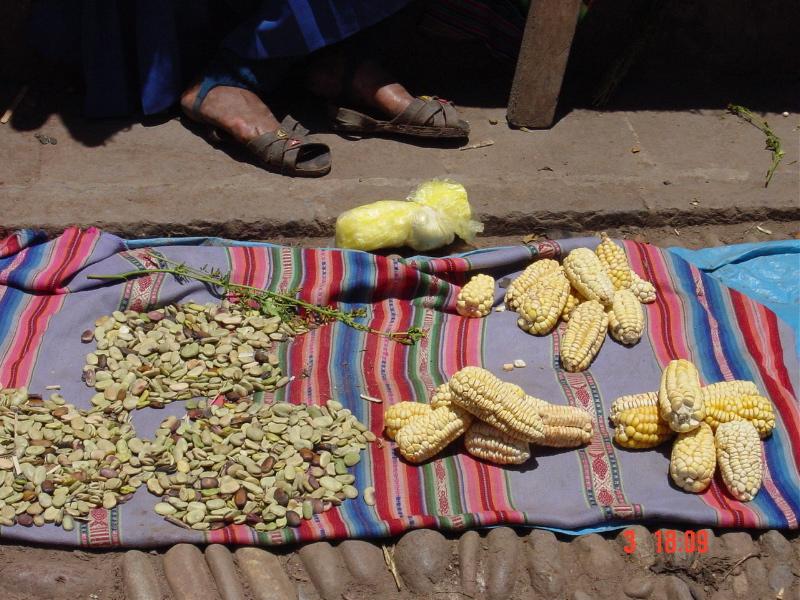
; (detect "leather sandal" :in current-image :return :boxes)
[332,96,470,139]
[244,116,331,177]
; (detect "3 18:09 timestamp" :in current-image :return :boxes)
[623,529,709,554]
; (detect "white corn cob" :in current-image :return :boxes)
[457,274,496,318]
[448,367,545,443]
[670,422,716,493]
[517,269,571,335]
[504,259,561,311]
[715,420,763,501]
[384,401,433,440]
[610,392,659,423]
[595,233,633,290]
[659,359,706,433]
[464,421,531,464]
[395,405,473,463]
[562,248,616,307]
[629,272,656,304]
[561,288,584,322]
[607,289,645,345]
[528,397,593,447]
[560,300,608,372]
[702,381,775,439]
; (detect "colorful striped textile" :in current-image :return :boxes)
[0,228,797,548]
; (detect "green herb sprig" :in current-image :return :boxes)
[727,104,785,187]
[87,254,425,345]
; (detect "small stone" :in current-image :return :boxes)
[721,531,755,559]
[759,530,792,560]
[624,576,654,598]
[458,531,480,598]
[662,575,693,600]
[204,546,245,600]
[617,525,655,568]
[526,529,564,597]
[298,541,351,600]
[513,359,526,368]
[486,527,521,600]
[767,564,794,594]
[502,363,514,371]
[575,534,623,579]
[732,572,749,597]
[236,547,297,600]
[122,550,164,600]
[394,529,450,594]
[164,544,219,600]
[339,540,395,591]
[743,556,768,594]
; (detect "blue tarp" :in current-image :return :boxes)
[669,240,800,355]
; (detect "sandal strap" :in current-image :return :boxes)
[394,97,458,128]
[245,116,321,173]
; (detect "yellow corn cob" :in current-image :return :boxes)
[613,404,675,449]
[517,269,571,335]
[384,401,433,440]
[563,248,616,307]
[561,288,583,322]
[595,233,633,290]
[702,381,775,438]
[528,397,593,447]
[560,300,608,372]
[670,422,716,493]
[430,382,454,409]
[456,274,496,318]
[504,259,561,311]
[715,420,763,502]
[395,405,473,463]
[629,272,656,304]
[609,392,658,423]
[464,421,531,464]
[659,359,705,433]
[448,366,545,443]
[607,289,645,345]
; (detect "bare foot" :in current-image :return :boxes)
[180,83,281,144]
[305,53,414,118]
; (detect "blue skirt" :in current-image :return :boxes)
[29,0,412,117]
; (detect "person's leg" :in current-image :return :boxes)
[180,51,330,176]
[180,51,290,144]
[180,84,280,144]
[304,49,414,119]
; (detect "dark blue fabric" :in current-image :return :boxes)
[29,0,411,117]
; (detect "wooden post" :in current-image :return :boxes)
[507,0,581,129]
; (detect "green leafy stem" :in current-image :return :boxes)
[727,104,785,187]
[87,254,425,345]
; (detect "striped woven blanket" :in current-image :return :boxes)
[0,228,797,548]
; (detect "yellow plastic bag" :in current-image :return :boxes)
[335,179,483,252]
